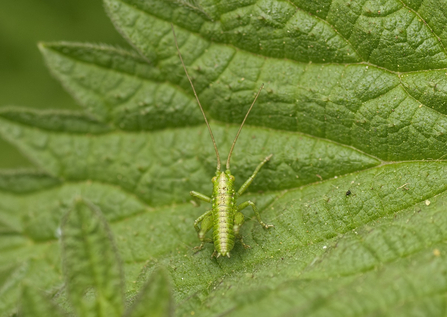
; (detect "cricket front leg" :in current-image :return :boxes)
[190,191,211,206]
[237,201,273,229]
[237,154,273,196]
[194,210,213,251]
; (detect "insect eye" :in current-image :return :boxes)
[230,175,235,181]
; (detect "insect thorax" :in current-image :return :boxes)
[212,171,236,206]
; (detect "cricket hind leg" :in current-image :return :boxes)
[237,200,273,229]
[237,154,273,197]
[193,211,213,252]
[233,212,250,249]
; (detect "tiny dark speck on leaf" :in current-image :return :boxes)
[346,190,351,196]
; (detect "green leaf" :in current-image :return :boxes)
[0,169,61,195]
[20,284,67,317]
[0,262,30,315]
[38,42,204,131]
[124,267,173,317]
[0,108,379,206]
[61,198,124,317]
[2,0,447,316]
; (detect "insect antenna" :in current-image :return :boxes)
[226,84,264,170]
[171,24,222,171]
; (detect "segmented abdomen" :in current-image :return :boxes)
[212,174,235,256]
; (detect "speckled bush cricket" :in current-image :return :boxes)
[172,25,273,259]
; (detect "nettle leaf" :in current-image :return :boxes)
[124,267,173,317]
[61,198,124,317]
[1,0,447,316]
[20,284,67,317]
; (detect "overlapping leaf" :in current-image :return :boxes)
[1,0,447,316]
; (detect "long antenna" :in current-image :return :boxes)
[226,84,264,170]
[171,24,221,171]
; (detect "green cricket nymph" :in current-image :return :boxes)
[172,25,273,258]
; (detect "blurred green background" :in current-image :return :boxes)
[0,0,128,168]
